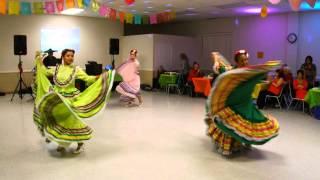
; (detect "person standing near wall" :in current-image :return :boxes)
[300,56,317,89]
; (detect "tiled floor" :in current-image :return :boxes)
[0,92,319,180]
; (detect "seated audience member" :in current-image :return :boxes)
[282,64,293,83]
[257,69,285,109]
[300,55,317,89]
[293,70,308,99]
[187,62,202,83]
[187,62,202,96]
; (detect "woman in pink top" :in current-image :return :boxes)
[293,70,308,99]
[116,49,142,106]
[257,69,285,109]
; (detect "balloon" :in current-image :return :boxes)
[268,0,281,4]
[260,5,268,18]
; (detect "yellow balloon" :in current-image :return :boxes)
[260,5,268,18]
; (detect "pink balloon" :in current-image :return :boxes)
[305,0,317,8]
[288,0,302,11]
[268,0,281,4]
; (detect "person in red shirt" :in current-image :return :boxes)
[257,69,285,109]
[187,62,201,82]
[187,62,202,96]
[293,70,308,99]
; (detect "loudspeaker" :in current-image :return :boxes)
[109,38,119,55]
[14,35,27,55]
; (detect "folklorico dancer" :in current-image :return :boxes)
[205,50,280,156]
[33,49,115,154]
[116,49,142,106]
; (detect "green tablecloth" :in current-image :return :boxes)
[305,88,320,108]
[158,74,177,88]
[114,73,122,82]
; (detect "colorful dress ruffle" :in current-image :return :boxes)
[205,61,280,155]
[33,57,115,146]
[116,59,141,104]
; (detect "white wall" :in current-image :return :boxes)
[0,15,123,72]
[153,34,200,72]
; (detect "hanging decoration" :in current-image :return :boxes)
[125,13,134,24]
[1,0,176,25]
[268,0,281,4]
[0,0,6,15]
[260,5,268,18]
[8,0,20,15]
[21,2,32,15]
[288,0,302,11]
[150,14,157,24]
[83,0,91,8]
[77,0,84,8]
[109,8,116,20]
[142,15,149,24]
[119,11,125,24]
[56,0,64,12]
[124,0,135,5]
[98,4,109,16]
[33,2,44,14]
[91,0,100,12]
[134,14,142,24]
[66,0,75,9]
[45,1,55,14]
[305,0,317,8]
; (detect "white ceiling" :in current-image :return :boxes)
[24,0,318,20]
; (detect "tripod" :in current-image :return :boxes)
[11,55,33,101]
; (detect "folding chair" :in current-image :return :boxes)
[264,84,286,109]
[287,82,306,112]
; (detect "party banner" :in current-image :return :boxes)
[77,0,84,8]
[125,13,133,24]
[83,0,91,7]
[142,15,149,24]
[149,14,157,24]
[33,2,44,14]
[56,0,64,12]
[8,0,20,15]
[20,2,31,15]
[168,12,176,21]
[45,1,55,14]
[91,0,99,12]
[0,0,7,15]
[119,11,125,24]
[134,14,141,24]
[66,0,75,9]
[99,5,109,16]
[109,8,116,20]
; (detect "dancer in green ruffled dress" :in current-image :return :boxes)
[33,49,115,154]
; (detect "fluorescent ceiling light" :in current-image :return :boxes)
[61,8,84,15]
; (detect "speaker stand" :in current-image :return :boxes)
[11,55,34,101]
[111,54,115,69]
